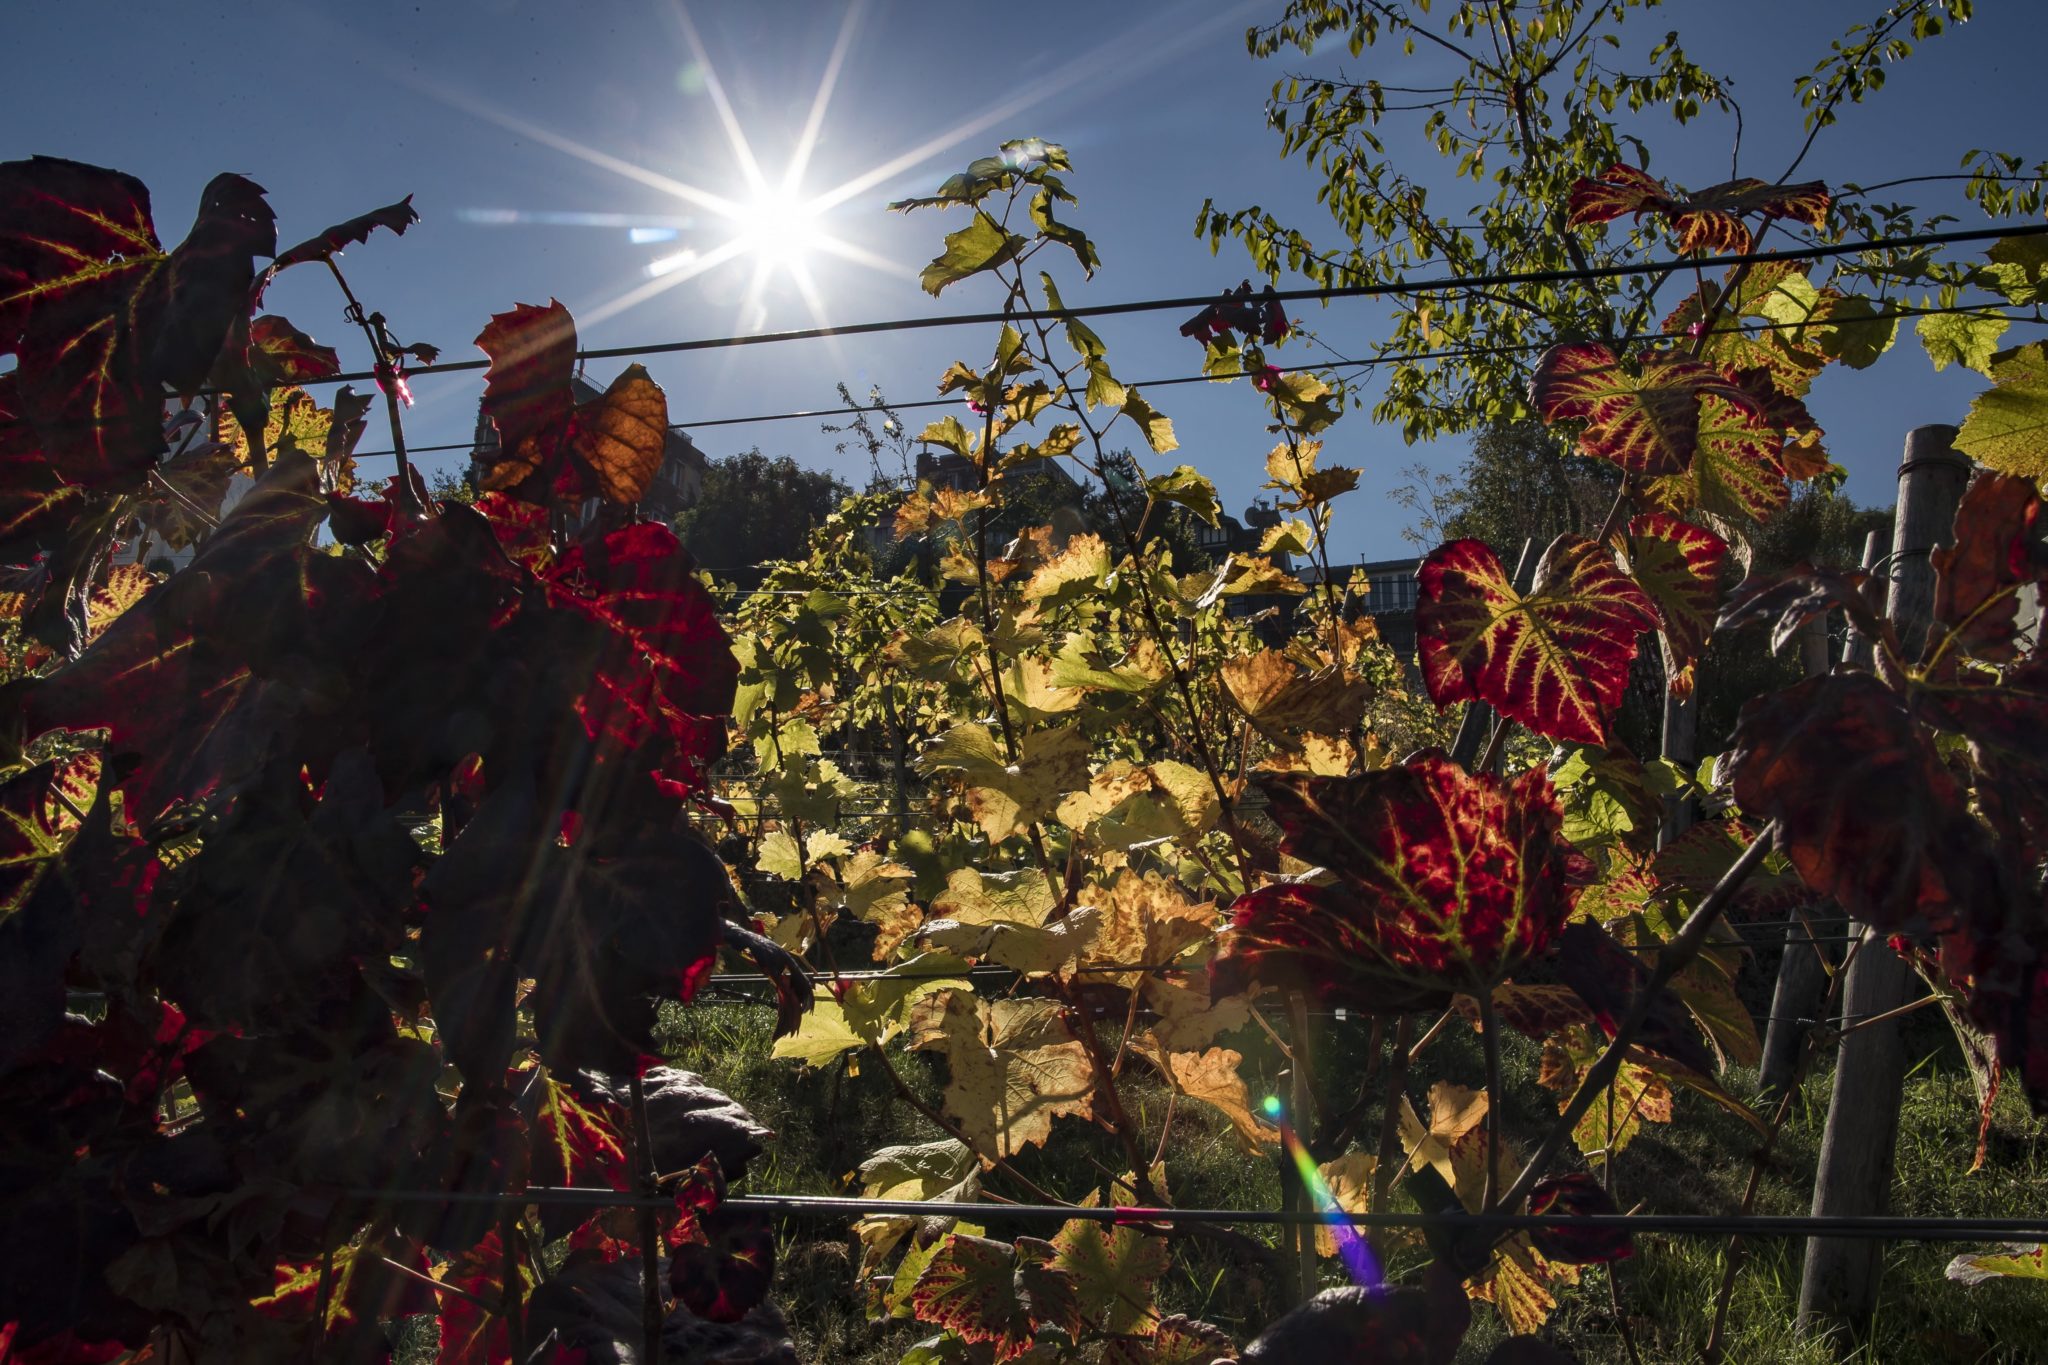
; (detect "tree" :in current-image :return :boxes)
[1199,0,2027,447]
[673,448,854,580]
[1396,421,1618,557]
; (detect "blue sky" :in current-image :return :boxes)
[6,1,2044,561]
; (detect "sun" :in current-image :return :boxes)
[729,184,825,273]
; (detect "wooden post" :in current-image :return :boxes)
[1757,618,1837,1100]
[1657,681,1696,847]
[1797,426,1969,1348]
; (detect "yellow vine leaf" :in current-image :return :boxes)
[910,991,1095,1159]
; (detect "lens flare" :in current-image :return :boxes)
[1265,1097,1385,1292]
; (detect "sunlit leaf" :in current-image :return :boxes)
[1418,535,1658,745]
[1567,163,1828,253]
[1050,1220,1167,1337]
[1955,341,2048,483]
[1948,1244,2048,1285]
[919,212,1028,296]
[1530,342,1760,476]
[909,991,1094,1158]
[1213,753,1586,1007]
[1623,514,1728,698]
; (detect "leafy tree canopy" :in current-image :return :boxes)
[674,448,854,580]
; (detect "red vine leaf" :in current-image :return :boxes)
[245,314,341,385]
[667,1159,777,1325]
[1526,1173,1633,1264]
[475,300,579,473]
[1623,514,1727,698]
[474,302,670,506]
[525,1067,629,1190]
[434,1228,532,1365]
[1213,753,1587,1008]
[908,1234,1081,1362]
[1567,163,1829,253]
[1418,535,1659,745]
[0,158,274,541]
[1730,673,1995,933]
[541,520,737,797]
[1931,472,2046,663]
[1530,342,1760,476]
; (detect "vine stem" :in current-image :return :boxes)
[375,1254,497,1314]
[1369,1014,1415,1266]
[323,256,418,514]
[1007,269,1252,879]
[1498,821,1779,1215]
[631,1073,664,1362]
[1478,991,1503,1212]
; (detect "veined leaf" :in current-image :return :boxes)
[909,991,1094,1159]
[1624,514,1728,699]
[1948,1244,2048,1285]
[1212,753,1586,1007]
[1418,535,1658,745]
[1050,1221,1168,1337]
[908,1234,1081,1362]
[920,212,1028,296]
[1918,310,2008,376]
[1955,341,2048,482]
[1567,163,1828,254]
[1529,342,1760,477]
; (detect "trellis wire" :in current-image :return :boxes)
[338,1185,2048,1242]
[257,219,2048,389]
[335,300,2038,462]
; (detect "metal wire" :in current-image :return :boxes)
[255,219,2048,388]
[336,1185,2048,1242]
[335,299,2041,462]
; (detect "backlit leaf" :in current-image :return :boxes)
[1134,1036,1275,1151]
[1529,342,1759,476]
[474,299,578,476]
[1418,535,1658,745]
[1730,673,1993,932]
[1121,388,1178,453]
[1050,1220,1168,1337]
[1212,753,1585,1006]
[920,212,1028,296]
[1948,1244,2048,1285]
[1956,344,2048,490]
[1931,472,2044,662]
[1567,163,1828,253]
[1918,310,2008,376]
[909,1235,1079,1362]
[0,158,274,540]
[1623,514,1728,698]
[1146,466,1223,527]
[909,991,1094,1159]
[574,362,668,505]
[245,314,341,384]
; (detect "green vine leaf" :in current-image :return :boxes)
[919,211,1029,296]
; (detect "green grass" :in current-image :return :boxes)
[656,999,2048,1364]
